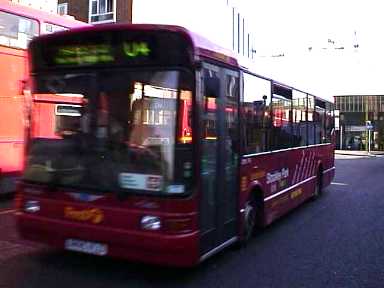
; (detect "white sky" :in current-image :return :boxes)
[133,0,384,101]
[240,0,384,99]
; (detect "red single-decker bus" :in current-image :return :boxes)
[16,24,335,266]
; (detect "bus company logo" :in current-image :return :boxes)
[266,168,289,185]
[64,206,104,224]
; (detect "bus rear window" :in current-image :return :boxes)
[0,11,38,49]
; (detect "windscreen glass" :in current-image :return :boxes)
[24,69,193,196]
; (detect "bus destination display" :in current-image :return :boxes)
[31,30,193,70]
[54,42,152,66]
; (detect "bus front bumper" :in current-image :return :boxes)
[16,213,200,267]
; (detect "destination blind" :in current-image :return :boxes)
[30,29,194,70]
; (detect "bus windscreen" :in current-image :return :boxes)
[24,69,194,196]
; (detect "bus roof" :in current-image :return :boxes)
[0,0,87,28]
[35,23,238,67]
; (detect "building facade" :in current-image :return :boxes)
[57,0,132,23]
[56,0,257,63]
[10,0,58,13]
[335,95,384,151]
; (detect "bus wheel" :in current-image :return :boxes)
[313,169,323,199]
[243,196,256,243]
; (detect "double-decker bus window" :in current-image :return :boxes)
[315,98,326,144]
[242,73,271,153]
[43,22,68,34]
[292,90,307,146]
[272,84,292,150]
[0,11,38,49]
[55,104,83,136]
[307,95,316,145]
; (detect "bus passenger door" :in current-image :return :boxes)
[199,64,239,256]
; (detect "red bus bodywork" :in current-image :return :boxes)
[16,24,335,267]
[240,145,334,226]
[0,0,87,193]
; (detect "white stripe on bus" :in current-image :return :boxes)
[323,167,335,174]
[264,176,317,202]
[331,182,348,186]
[0,209,15,215]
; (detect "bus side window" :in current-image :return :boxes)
[271,84,292,150]
[315,98,326,144]
[242,73,271,154]
[307,95,316,145]
[203,68,220,140]
[292,90,307,147]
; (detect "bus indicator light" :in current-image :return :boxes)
[164,218,193,233]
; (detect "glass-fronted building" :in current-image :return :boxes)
[335,95,384,150]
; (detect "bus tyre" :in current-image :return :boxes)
[313,169,323,199]
[242,196,257,245]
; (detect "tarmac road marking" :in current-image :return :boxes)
[0,209,16,215]
[331,182,348,186]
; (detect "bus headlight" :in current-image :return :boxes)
[24,200,40,213]
[140,215,161,231]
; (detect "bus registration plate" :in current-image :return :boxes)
[65,239,108,256]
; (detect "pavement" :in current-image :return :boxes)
[335,149,384,156]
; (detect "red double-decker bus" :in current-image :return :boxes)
[0,0,87,194]
[16,24,335,266]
